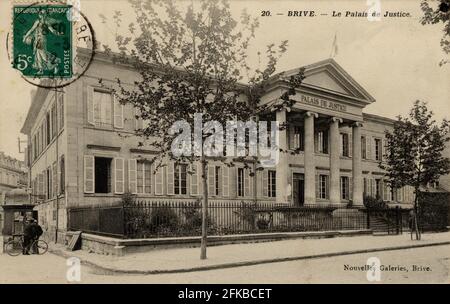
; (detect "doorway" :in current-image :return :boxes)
[293,173,305,206]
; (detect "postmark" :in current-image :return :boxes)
[7,0,95,88]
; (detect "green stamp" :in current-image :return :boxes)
[13,5,72,78]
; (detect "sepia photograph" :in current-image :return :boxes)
[0,0,449,289]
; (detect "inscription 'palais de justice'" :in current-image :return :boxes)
[299,94,347,112]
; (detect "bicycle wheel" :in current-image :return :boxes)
[35,240,48,255]
[5,239,23,256]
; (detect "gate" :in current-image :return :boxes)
[366,207,405,235]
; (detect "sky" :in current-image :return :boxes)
[0,0,449,161]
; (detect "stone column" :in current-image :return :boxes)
[276,109,289,203]
[304,111,318,204]
[352,122,364,206]
[329,117,342,204]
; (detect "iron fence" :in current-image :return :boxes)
[68,201,418,239]
[68,205,124,238]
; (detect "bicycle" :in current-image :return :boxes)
[5,235,48,256]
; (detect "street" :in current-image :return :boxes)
[0,245,449,284]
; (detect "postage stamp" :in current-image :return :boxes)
[13,4,72,78]
[8,0,95,88]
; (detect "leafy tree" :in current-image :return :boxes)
[421,0,450,65]
[100,0,304,259]
[381,101,450,240]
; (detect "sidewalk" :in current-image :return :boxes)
[49,231,450,274]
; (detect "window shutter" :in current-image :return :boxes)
[87,86,94,125]
[198,163,203,196]
[113,95,124,128]
[135,108,143,131]
[366,136,372,160]
[114,158,124,194]
[190,163,199,196]
[244,168,250,197]
[314,132,319,153]
[398,187,403,202]
[84,155,94,193]
[257,170,262,197]
[262,170,268,197]
[370,179,375,197]
[349,177,353,200]
[249,169,254,197]
[222,165,229,197]
[208,165,215,197]
[128,159,137,194]
[167,162,174,195]
[39,173,44,197]
[53,162,57,198]
[326,175,330,199]
[315,174,320,199]
[288,125,294,149]
[381,138,386,162]
[348,133,353,157]
[371,138,376,160]
[154,166,163,195]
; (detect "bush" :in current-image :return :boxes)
[256,216,271,230]
[150,207,179,233]
[363,196,388,209]
[121,191,136,206]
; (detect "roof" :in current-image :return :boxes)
[20,87,50,135]
[362,113,397,126]
[267,58,376,106]
[20,50,394,135]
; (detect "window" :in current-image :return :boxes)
[93,90,113,127]
[33,135,37,160]
[361,136,367,159]
[383,181,393,201]
[363,177,368,197]
[290,126,304,151]
[51,102,57,139]
[58,94,64,131]
[94,157,112,193]
[374,138,382,161]
[341,176,349,200]
[237,168,244,197]
[315,130,328,154]
[46,113,51,145]
[137,160,151,194]
[40,123,45,152]
[375,179,382,199]
[46,167,52,199]
[52,162,57,198]
[59,156,65,194]
[174,164,187,195]
[215,166,221,196]
[319,175,329,199]
[341,133,349,157]
[268,170,276,198]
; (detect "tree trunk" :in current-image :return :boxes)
[200,156,208,260]
[413,189,421,240]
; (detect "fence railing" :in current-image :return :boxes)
[68,201,423,239]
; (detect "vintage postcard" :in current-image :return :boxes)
[0,0,449,288]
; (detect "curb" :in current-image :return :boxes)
[49,240,450,275]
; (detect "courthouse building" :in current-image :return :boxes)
[21,50,416,242]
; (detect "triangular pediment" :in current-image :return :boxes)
[281,58,375,104]
[302,70,352,95]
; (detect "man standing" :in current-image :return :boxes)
[22,219,33,255]
[22,219,43,254]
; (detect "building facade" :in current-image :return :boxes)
[20,51,415,242]
[0,152,27,236]
[0,152,27,195]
